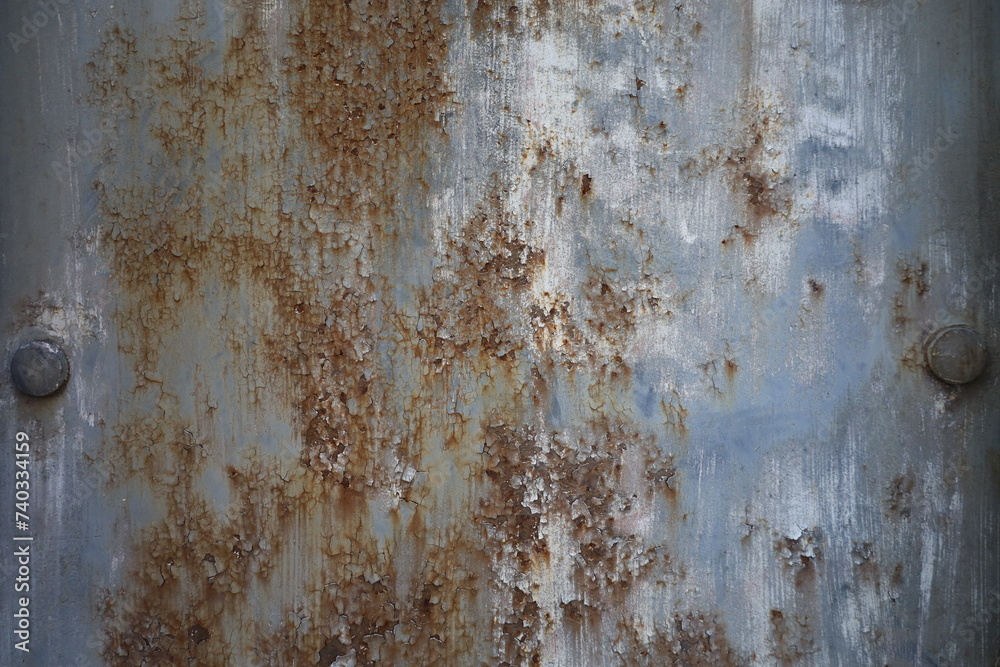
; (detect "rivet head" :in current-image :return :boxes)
[925,325,987,385]
[10,341,69,397]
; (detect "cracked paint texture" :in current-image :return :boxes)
[0,0,998,665]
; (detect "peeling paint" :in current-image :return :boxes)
[1,0,998,665]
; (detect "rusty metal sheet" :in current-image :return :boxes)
[1,0,998,665]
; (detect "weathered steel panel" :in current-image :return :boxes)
[1,0,998,665]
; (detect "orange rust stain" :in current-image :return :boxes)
[288,0,453,209]
[701,347,739,398]
[89,0,473,661]
[770,609,816,665]
[774,528,823,590]
[892,255,930,331]
[580,265,665,343]
[469,0,518,35]
[614,612,744,665]
[697,89,794,246]
[687,90,793,250]
[660,389,689,438]
[468,0,563,37]
[724,126,791,238]
[86,0,719,663]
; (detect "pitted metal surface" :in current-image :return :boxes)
[1,0,998,665]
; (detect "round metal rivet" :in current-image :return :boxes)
[925,325,987,385]
[10,340,70,397]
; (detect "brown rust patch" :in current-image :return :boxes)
[560,598,598,626]
[614,612,746,665]
[702,347,739,396]
[893,256,930,330]
[774,528,823,589]
[660,389,689,437]
[98,454,303,664]
[885,472,916,518]
[686,88,794,244]
[646,452,678,503]
[770,609,816,665]
[898,257,930,296]
[469,0,522,36]
[473,422,548,664]
[247,535,485,665]
[87,0,483,663]
[726,131,791,231]
[288,0,453,203]
[475,421,672,612]
[581,265,664,342]
[468,0,557,38]
[528,292,590,364]
[187,623,210,644]
[86,0,715,663]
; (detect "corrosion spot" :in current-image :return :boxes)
[885,472,915,518]
[775,529,823,589]
[714,89,793,242]
[898,257,930,296]
[615,611,745,664]
[770,609,815,664]
[318,637,349,664]
[188,624,210,644]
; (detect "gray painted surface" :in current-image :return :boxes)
[0,0,998,664]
